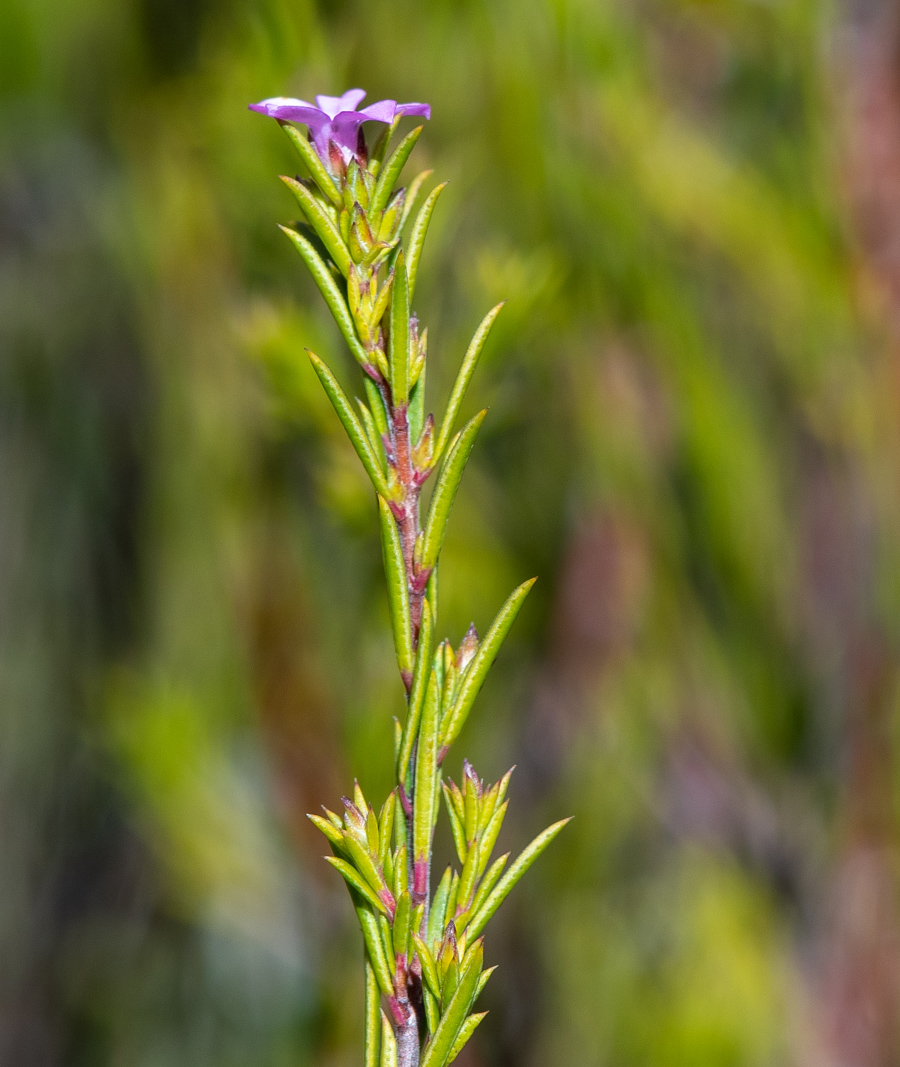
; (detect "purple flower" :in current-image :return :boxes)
[249,89,430,164]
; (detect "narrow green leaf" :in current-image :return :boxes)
[308,352,392,499]
[469,854,508,920]
[401,169,434,231]
[380,1011,397,1067]
[475,966,496,999]
[308,812,346,851]
[447,1013,488,1064]
[280,176,351,276]
[413,933,441,998]
[326,856,389,915]
[355,897,394,995]
[378,496,414,680]
[278,120,341,206]
[364,376,389,440]
[398,597,434,784]
[441,783,467,865]
[393,891,412,959]
[440,579,536,751]
[378,913,396,975]
[368,116,401,178]
[413,668,440,866]
[365,958,381,1067]
[357,398,384,467]
[393,843,408,900]
[281,227,368,366]
[478,800,508,870]
[427,564,439,628]
[421,411,486,572]
[378,791,397,869]
[421,941,483,1067]
[424,986,440,1036]
[409,360,426,445]
[371,126,423,216]
[407,182,448,302]
[465,819,571,940]
[427,867,452,946]
[389,250,410,406]
[434,303,504,464]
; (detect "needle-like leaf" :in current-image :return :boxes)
[413,668,440,886]
[365,959,381,1067]
[433,303,504,463]
[447,1012,488,1064]
[398,597,434,785]
[371,126,423,216]
[420,939,483,1067]
[308,352,392,500]
[280,176,351,276]
[465,819,571,940]
[439,578,536,752]
[420,411,487,572]
[327,856,390,916]
[378,497,414,681]
[389,250,410,406]
[281,227,369,367]
[278,120,341,206]
[407,182,447,301]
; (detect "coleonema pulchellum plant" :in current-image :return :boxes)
[249,88,569,1067]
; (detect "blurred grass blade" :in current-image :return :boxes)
[421,411,487,572]
[421,940,483,1067]
[440,579,536,752]
[278,120,341,206]
[365,959,381,1067]
[280,176,351,276]
[281,228,370,367]
[371,126,423,216]
[434,303,504,463]
[466,819,571,940]
[389,250,410,406]
[379,497,414,682]
[398,597,433,784]
[447,1012,487,1064]
[308,352,391,499]
[407,182,447,302]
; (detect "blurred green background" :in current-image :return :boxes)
[4,0,900,1063]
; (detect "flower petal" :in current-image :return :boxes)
[330,111,369,150]
[395,102,431,120]
[359,99,398,124]
[316,89,366,118]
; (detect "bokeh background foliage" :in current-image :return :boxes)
[3,0,900,1064]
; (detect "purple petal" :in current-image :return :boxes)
[316,89,366,119]
[358,99,398,124]
[395,102,431,120]
[330,111,369,151]
[249,95,316,115]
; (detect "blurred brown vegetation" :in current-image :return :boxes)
[3,0,900,1064]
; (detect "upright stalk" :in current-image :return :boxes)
[250,86,568,1067]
